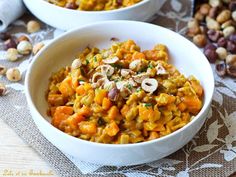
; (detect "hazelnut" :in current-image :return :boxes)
[217,37,227,47]
[0,83,7,96]
[226,54,236,66]
[229,34,236,43]
[4,38,17,50]
[227,65,236,77]
[194,11,204,21]
[71,58,82,69]
[209,7,218,18]
[187,19,199,29]
[0,65,7,75]
[229,2,236,11]
[216,10,231,24]
[17,35,29,43]
[216,47,228,60]
[227,41,236,54]
[223,26,235,38]
[6,68,21,82]
[17,41,32,55]
[193,34,207,47]
[207,29,222,42]
[27,20,41,33]
[204,43,217,52]
[221,20,234,29]
[215,61,227,77]
[187,27,201,37]
[209,0,222,8]
[200,4,211,15]
[204,48,218,63]
[232,11,236,22]
[0,32,11,41]
[6,48,19,61]
[206,17,220,30]
[108,88,119,101]
[32,42,44,55]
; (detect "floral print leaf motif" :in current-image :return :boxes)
[146,158,182,168]
[212,90,223,106]
[0,50,7,60]
[171,0,182,12]
[217,87,236,99]
[220,150,236,162]
[223,111,236,137]
[6,83,24,91]
[207,120,223,144]
[199,163,222,169]
[193,144,217,152]
[125,172,154,177]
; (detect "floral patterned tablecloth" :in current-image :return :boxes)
[0,0,235,176]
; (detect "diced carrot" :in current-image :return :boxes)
[190,80,203,97]
[77,105,91,117]
[105,121,120,136]
[79,121,97,134]
[102,97,112,110]
[48,94,65,106]
[59,76,74,97]
[50,107,57,116]
[148,131,159,140]
[153,123,166,132]
[66,113,85,130]
[138,105,160,122]
[52,106,74,128]
[132,52,146,60]
[108,106,119,120]
[182,96,202,114]
[182,112,190,122]
[94,89,108,105]
[178,102,187,112]
[76,85,86,95]
[121,105,129,117]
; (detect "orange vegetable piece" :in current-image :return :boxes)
[66,113,85,130]
[132,52,146,60]
[108,106,119,120]
[190,80,203,97]
[52,106,74,128]
[48,94,65,106]
[148,132,159,141]
[177,102,187,112]
[76,85,86,95]
[79,121,97,134]
[121,105,129,117]
[77,105,91,117]
[182,96,202,114]
[105,121,120,136]
[102,97,112,110]
[138,105,160,122]
[94,89,108,105]
[59,76,74,97]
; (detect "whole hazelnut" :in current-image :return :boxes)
[229,1,236,11]
[229,34,236,43]
[0,65,7,75]
[207,29,222,42]
[187,19,199,29]
[216,10,231,24]
[227,41,236,54]
[27,20,41,33]
[223,26,235,38]
[204,43,217,52]
[221,20,234,29]
[209,0,222,7]
[32,42,44,55]
[17,41,32,55]
[193,34,207,48]
[215,61,227,77]
[206,17,220,30]
[17,35,29,43]
[200,4,211,15]
[6,48,19,61]
[6,68,21,82]
[4,38,17,50]
[216,47,228,60]
[71,58,82,70]
[204,48,218,63]
[226,54,236,66]
[217,37,227,47]
[108,88,119,101]
[0,32,11,41]
[0,83,7,96]
[227,65,236,77]
[194,11,204,21]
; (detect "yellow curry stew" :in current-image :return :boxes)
[46,40,204,144]
[47,0,142,11]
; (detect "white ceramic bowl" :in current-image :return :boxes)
[25,21,214,166]
[23,0,166,30]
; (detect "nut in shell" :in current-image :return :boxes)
[141,78,158,93]
[17,41,32,55]
[0,83,7,96]
[6,68,21,82]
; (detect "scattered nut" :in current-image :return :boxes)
[223,26,235,37]
[103,80,116,90]
[27,20,41,33]
[217,37,227,47]
[108,88,119,101]
[207,29,222,42]
[71,58,82,69]
[215,61,227,77]
[204,48,218,63]
[0,32,11,41]
[0,65,7,75]
[0,83,7,96]
[4,38,17,50]
[227,65,236,77]
[200,4,211,15]
[17,41,32,55]
[232,11,236,21]
[226,54,236,66]
[216,47,228,60]
[227,41,236,54]
[6,48,19,61]
[103,56,119,64]
[193,34,207,47]
[141,78,158,93]
[156,63,168,75]
[216,10,231,24]
[204,43,217,51]
[6,68,21,82]
[97,65,115,76]
[187,19,199,29]
[209,0,222,7]
[129,59,142,72]
[133,73,149,83]
[229,34,236,43]
[206,17,220,30]
[17,35,30,43]
[33,42,44,55]
[229,1,236,11]
[221,20,234,29]
[194,11,204,21]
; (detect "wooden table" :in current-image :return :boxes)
[0,119,57,177]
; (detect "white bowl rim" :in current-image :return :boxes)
[25,20,215,149]
[36,0,150,14]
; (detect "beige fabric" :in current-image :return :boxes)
[0,0,235,176]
